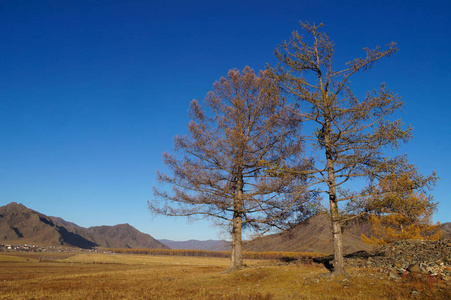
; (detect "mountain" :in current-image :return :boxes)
[244,214,451,255]
[243,214,372,255]
[89,224,166,249]
[2,202,447,252]
[0,202,169,249]
[49,216,168,249]
[158,239,231,251]
[0,202,97,248]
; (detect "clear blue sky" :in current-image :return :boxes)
[1,0,450,240]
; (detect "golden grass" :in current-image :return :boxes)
[108,248,326,260]
[0,252,449,299]
[60,253,235,266]
[0,254,31,263]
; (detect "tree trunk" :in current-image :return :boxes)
[230,210,243,270]
[330,198,345,275]
[230,176,244,270]
[324,118,346,275]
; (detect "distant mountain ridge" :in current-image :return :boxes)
[0,202,168,249]
[1,202,448,252]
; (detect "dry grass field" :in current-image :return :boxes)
[0,252,450,299]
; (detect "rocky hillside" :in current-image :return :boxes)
[0,202,168,249]
[89,224,166,249]
[244,214,373,254]
[0,202,97,248]
[49,217,168,249]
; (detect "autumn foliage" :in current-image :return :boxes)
[362,174,441,245]
[150,66,314,270]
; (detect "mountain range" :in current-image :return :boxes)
[1,202,449,253]
[0,202,168,249]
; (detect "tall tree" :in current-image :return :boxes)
[361,174,441,245]
[270,22,437,275]
[150,66,314,270]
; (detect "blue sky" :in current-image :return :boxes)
[1,0,450,240]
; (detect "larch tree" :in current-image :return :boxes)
[361,173,441,245]
[269,22,437,275]
[149,66,315,270]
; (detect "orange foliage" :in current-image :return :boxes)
[362,174,441,245]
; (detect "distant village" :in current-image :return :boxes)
[0,243,103,253]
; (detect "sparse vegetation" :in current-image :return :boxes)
[1,251,449,299]
[106,248,325,261]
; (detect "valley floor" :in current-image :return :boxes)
[0,252,449,299]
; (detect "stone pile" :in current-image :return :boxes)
[344,239,451,281]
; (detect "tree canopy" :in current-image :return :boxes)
[361,173,441,245]
[150,21,439,274]
[269,21,437,275]
[150,66,315,270]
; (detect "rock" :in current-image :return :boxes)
[326,239,451,281]
[388,271,401,280]
[408,264,421,273]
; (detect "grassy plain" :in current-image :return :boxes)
[0,252,450,299]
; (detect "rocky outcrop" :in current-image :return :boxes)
[316,239,451,282]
